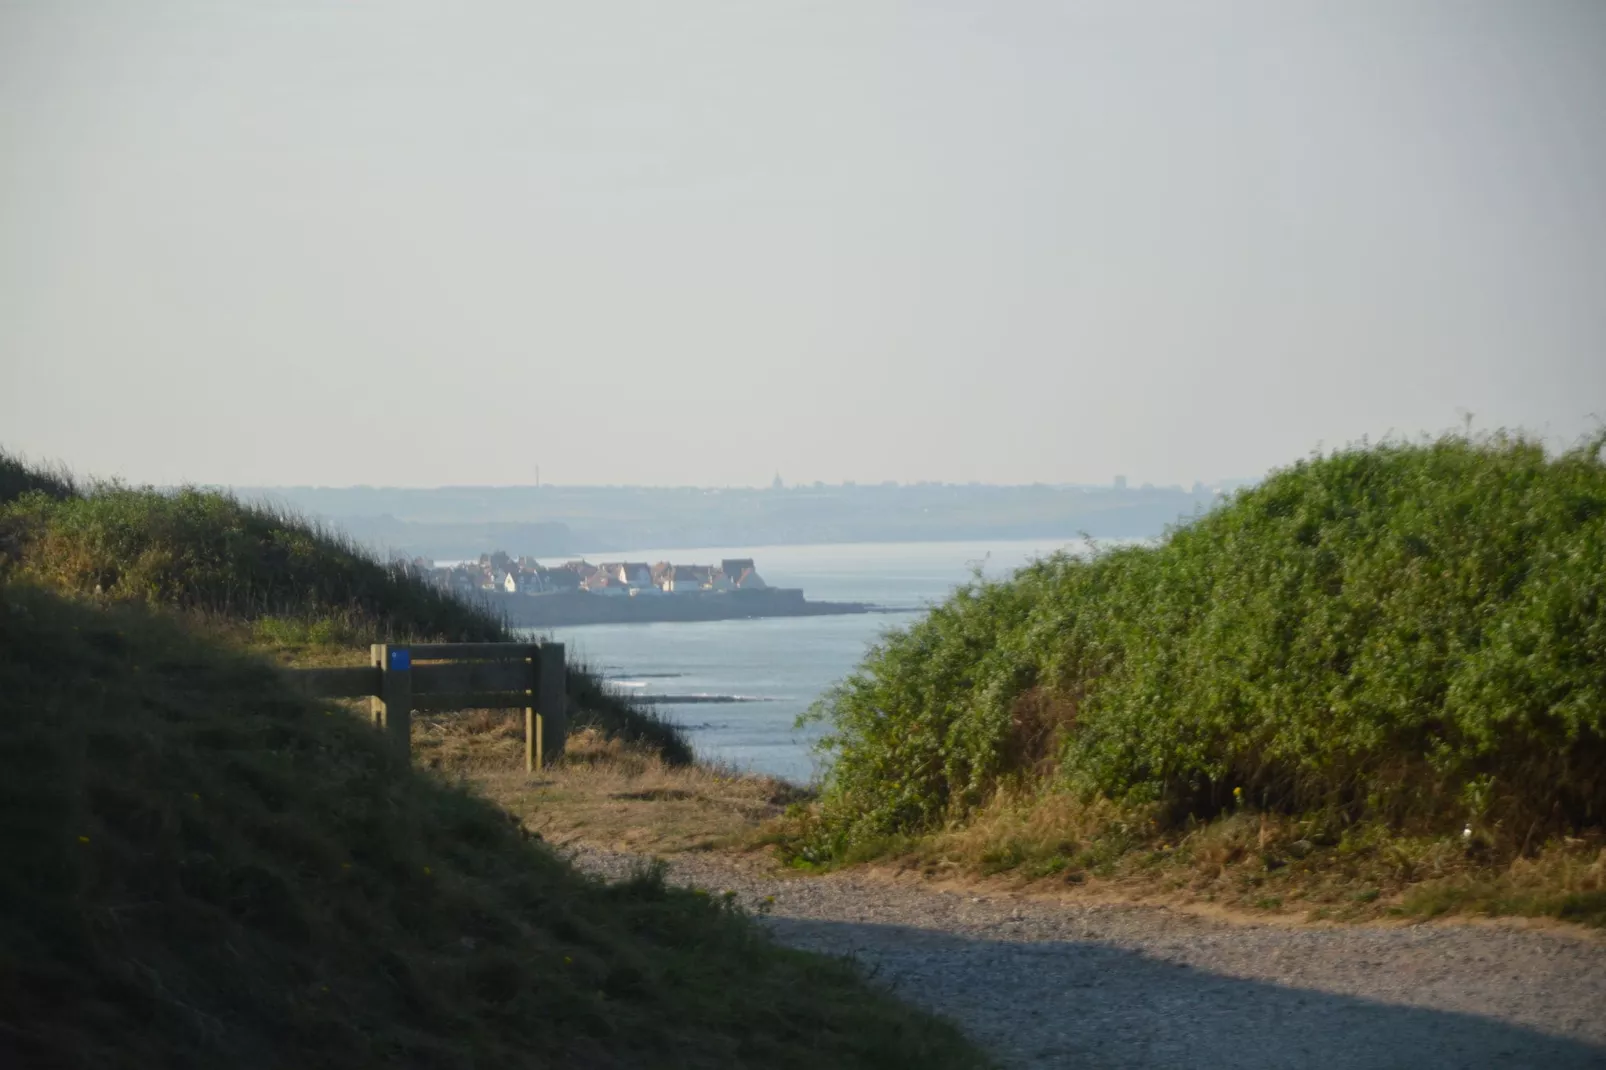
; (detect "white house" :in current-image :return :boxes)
[619,562,654,588]
[660,564,713,592]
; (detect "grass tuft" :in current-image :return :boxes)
[0,447,77,505]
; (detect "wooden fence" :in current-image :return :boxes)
[287,642,567,772]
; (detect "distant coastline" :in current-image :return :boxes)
[403,553,907,628]
[231,480,1243,561]
[486,587,881,628]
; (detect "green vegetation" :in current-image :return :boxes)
[0,473,503,644]
[0,450,690,764]
[799,435,1606,914]
[777,785,1604,926]
[0,452,981,1063]
[0,449,76,504]
[0,582,981,1067]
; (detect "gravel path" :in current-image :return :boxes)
[567,846,1606,1069]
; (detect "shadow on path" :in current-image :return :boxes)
[768,917,1606,1070]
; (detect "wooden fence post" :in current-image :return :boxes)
[524,651,538,774]
[369,644,387,728]
[371,643,413,761]
[537,642,566,769]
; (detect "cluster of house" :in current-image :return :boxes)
[404,553,771,599]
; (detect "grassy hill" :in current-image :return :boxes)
[796,434,1606,921]
[0,453,687,761]
[0,451,982,1066]
[0,461,505,644]
[0,581,980,1067]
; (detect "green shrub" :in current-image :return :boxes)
[810,434,1606,854]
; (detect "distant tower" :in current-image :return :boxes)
[1113,475,1128,491]
[772,472,784,491]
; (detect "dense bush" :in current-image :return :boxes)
[811,435,1606,851]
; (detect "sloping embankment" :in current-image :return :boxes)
[0,581,983,1068]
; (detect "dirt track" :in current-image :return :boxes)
[570,846,1606,1069]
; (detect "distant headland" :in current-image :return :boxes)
[398,553,879,627]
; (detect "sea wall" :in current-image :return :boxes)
[486,588,871,627]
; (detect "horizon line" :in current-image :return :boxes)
[212,479,1252,493]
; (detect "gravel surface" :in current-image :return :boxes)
[567,846,1606,1069]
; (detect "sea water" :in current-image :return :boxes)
[517,538,1107,784]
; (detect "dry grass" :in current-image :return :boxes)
[417,715,807,855]
[771,784,1606,928]
[404,714,1606,930]
[386,703,1606,933]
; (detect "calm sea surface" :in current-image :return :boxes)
[514,538,1104,784]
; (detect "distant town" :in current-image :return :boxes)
[401,553,774,600]
[394,552,871,626]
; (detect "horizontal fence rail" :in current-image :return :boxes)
[406,642,545,661]
[285,642,566,771]
[412,661,531,695]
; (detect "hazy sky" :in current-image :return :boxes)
[2,1,1604,488]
